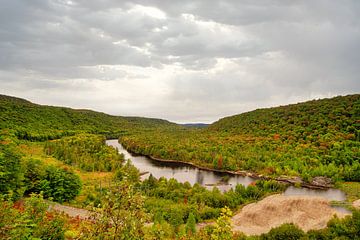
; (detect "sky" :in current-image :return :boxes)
[0,0,359,123]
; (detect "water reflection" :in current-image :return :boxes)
[284,186,346,201]
[106,139,253,191]
[332,206,352,214]
[196,171,204,185]
[106,140,348,204]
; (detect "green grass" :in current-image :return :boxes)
[339,182,360,202]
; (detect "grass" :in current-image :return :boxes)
[339,182,360,202]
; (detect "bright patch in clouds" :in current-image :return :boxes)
[129,5,167,19]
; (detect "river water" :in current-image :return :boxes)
[106,140,348,203]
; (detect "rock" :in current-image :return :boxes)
[287,176,303,184]
[311,177,332,187]
[246,172,254,177]
[353,199,360,209]
[236,170,248,176]
[275,176,303,185]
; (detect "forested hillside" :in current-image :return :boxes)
[121,94,360,182]
[210,94,360,141]
[0,94,176,140]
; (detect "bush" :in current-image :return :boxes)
[23,159,82,203]
[40,165,82,203]
[260,223,305,240]
[0,194,66,239]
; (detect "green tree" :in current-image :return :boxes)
[186,212,196,235]
[0,142,23,198]
[83,182,147,240]
[23,158,46,194]
[260,223,305,240]
[39,165,82,203]
[211,207,233,240]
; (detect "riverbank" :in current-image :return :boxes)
[231,194,349,235]
[119,140,333,190]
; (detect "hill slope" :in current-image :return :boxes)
[120,94,360,182]
[210,94,360,141]
[0,94,176,140]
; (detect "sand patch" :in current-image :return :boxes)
[232,194,348,235]
[353,199,360,209]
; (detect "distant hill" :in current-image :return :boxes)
[0,94,177,140]
[181,123,210,128]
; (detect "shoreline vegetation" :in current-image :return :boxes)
[120,94,360,187]
[120,141,334,190]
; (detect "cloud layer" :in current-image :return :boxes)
[1,0,359,123]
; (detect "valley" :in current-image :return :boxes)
[0,94,359,239]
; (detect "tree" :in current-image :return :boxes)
[38,165,82,203]
[185,212,196,235]
[0,142,23,198]
[83,181,147,240]
[260,223,305,240]
[211,207,233,240]
[0,193,66,239]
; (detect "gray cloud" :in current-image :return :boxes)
[0,0,359,123]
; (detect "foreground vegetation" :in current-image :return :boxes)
[141,177,285,226]
[2,185,360,239]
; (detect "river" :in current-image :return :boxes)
[106,140,348,203]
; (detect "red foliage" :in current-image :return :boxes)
[218,155,223,169]
[273,134,280,140]
[46,212,54,221]
[13,200,25,212]
[249,181,257,186]
[68,215,82,228]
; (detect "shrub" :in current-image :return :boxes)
[260,223,305,240]
[23,159,82,203]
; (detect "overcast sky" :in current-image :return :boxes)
[1,0,359,123]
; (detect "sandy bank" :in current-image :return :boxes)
[353,199,360,209]
[232,194,349,236]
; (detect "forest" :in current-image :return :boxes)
[0,94,176,141]
[121,94,360,183]
[44,134,124,172]
[0,94,360,239]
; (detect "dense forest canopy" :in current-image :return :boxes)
[0,94,177,141]
[211,95,359,139]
